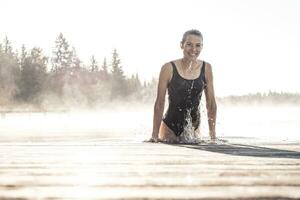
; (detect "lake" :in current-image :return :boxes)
[1,104,299,142]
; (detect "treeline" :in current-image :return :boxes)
[1,34,299,110]
[0,34,157,110]
[218,91,300,105]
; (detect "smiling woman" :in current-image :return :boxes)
[148,29,217,143]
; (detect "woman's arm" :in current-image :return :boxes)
[149,63,171,142]
[204,63,217,140]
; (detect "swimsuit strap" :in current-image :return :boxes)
[201,61,207,85]
[170,61,179,76]
[201,61,206,75]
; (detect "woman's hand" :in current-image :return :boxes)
[209,134,228,144]
[145,137,160,143]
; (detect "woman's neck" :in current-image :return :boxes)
[181,58,197,71]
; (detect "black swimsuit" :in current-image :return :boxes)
[162,61,206,136]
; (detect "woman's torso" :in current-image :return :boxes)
[162,59,207,136]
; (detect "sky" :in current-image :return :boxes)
[1,0,300,97]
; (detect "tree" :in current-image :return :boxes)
[111,49,123,76]
[101,57,108,73]
[51,33,73,72]
[110,49,128,99]
[141,77,157,102]
[0,37,20,104]
[20,44,27,68]
[134,73,142,89]
[70,47,80,69]
[128,73,142,98]
[89,55,98,72]
[18,47,47,102]
[98,57,110,81]
[3,36,13,54]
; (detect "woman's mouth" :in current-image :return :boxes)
[189,53,198,57]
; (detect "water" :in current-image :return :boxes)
[0,105,300,142]
[179,104,300,142]
[181,109,202,144]
[216,105,300,141]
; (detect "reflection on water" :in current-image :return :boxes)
[0,105,300,141]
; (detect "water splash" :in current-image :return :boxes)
[180,109,201,144]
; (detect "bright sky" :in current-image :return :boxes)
[1,0,300,96]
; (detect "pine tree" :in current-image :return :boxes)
[127,73,142,97]
[111,49,124,77]
[4,36,13,54]
[110,49,128,99]
[70,47,81,71]
[134,73,142,89]
[20,44,27,68]
[99,57,110,81]
[101,57,108,73]
[18,47,47,102]
[0,37,20,104]
[90,55,98,72]
[51,33,73,72]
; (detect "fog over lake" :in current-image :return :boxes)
[1,103,299,142]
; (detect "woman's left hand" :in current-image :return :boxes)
[144,137,161,143]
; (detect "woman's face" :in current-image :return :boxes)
[181,34,203,61]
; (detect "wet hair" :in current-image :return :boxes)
[181,29,203,44]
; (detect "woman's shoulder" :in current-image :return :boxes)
[163,59,179,66]
[161,59,180,69]
[161,59,182,73]
[202,60,212,72]
[159,60,178,81]
[202,60,211,67]
[161,60,176,71]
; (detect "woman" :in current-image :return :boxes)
[148,29,217,143]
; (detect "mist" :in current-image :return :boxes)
[1,98,300,144]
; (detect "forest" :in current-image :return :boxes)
[0,34,299,111]
[0,34,157,110]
